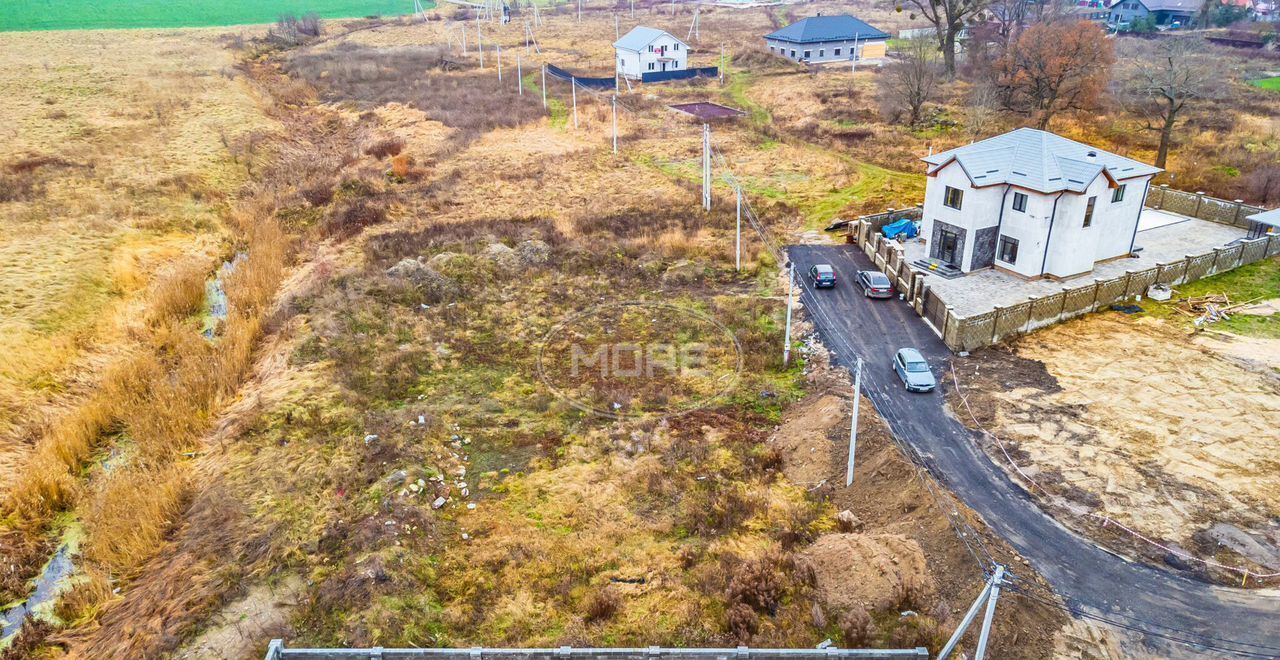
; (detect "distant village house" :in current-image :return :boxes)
[614,26,688,80]
[919,128,1162,280]
[1108,0,1204,27]
[764,14,889,64]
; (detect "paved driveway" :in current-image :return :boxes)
[787,244,1280,659]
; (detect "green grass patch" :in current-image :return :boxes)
[722,69,771,128]
[1249,76,1280,91]
[523,72,567,129]
[1141,256,1280,338]
[801,161,925,231]
[0,0,431,31]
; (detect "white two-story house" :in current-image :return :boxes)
[614,26,688,80]
[919,128,1162,280]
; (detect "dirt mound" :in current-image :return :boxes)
[768,393,844,486]
[803,533,936,613]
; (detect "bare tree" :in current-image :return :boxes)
[966,81,1002,139]
[996,20,1115,129]
[897,0,991,77]
[879,37,942,127]
[1116,37,1223,169]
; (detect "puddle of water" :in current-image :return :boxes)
[201,253,246,340]
[0,524,83,647]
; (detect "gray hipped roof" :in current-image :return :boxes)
[614,26,685,52]
[1139,0,1205,12]
[764,15,890,44]
[922,128,1162,194]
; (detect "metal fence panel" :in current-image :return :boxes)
[1200,196,1239,225]
[1030,292,1066,324]
[1125,268,1158,297]
[1062,285,1097,316]
[1240,237,1269,265]
[958,312,996,351]
[1094,275,1128,305]
[1156,261,1187,286]
[1160,189,1200,217]
[1183,252,1216,281]
[1268,235,1280,258]
[640,67,718,83]
[1212,244,1244,274]
[993,301,1032,340]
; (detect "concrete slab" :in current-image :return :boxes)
[903,214,1249,317]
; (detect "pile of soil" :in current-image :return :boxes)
[803,533,936,612]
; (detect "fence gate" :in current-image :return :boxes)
[922,287,947,333]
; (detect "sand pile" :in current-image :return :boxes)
[768,393,844,486]
[802,533,936,612]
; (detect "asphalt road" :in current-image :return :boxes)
[787,244,1280,659]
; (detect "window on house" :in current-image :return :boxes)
[1112,184,1126,203]
[674,43,679,50]
[834,47,842,56]
[997,235,1019,264]
[804,50,812,58]
[819,49,825,57]
[648,62,655,70]
[944,186,964,210]
[1012,192,1028,212]
[790,49,796,57]
[1084,196,1097,227]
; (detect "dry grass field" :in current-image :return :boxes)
[0,27,272,480]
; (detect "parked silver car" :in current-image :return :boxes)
[892,348,936,393]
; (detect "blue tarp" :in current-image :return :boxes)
[881,218,919,239]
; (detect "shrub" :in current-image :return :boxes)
[727,602,759,641]
[584,586,621,622]
[726,551,787,615]
[324,198,387,239]
[839,606,877,647]
[365,137,406,159]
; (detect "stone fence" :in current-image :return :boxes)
[843,196,1280,353]
[1145,186,1264,229]
[934,233,1280,352]
[263,644,929,660]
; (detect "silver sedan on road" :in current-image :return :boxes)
[892,347,936,393]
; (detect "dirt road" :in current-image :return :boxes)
[787,244,1280,658]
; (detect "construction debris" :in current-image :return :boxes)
[1165,293,1263,328]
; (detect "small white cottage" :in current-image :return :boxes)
[614,26,689,80]
[920,128,1162,280]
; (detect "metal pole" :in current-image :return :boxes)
[783,262,794,367]
[462,24,468,54]
[735,185,742,272]
[616,14,620,39]
[517,54,522,94]
[846,357,862,486]
[974,566,1005,660]
[851,35,859,73]
[497,44,502,81]
[572,78,579,129]
[542,65,547,110]
[478,25,484,67]
[611,95,618,154]
[578,0,582,21]
[938,578,995,660]
[702,123,711,211]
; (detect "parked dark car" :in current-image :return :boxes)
[892,347,936,393]
[809,264,837,288]
[856,270,895,299]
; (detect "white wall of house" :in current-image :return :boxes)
[616,34,688,79]
[921,162,1155,279]
[765,38,885,63]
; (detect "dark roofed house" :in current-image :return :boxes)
[764,14,890,64]
[1109,0,1204,27]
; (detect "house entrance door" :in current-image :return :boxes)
[938,230,960,266]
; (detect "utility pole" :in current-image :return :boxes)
[735,185,742,271]
[462,23,468,54]
[615,14,620,39]
[851,35,859,73]
[497,44,502,81]
[578,0,582,21]
[517,54,522,94]
[478,25,484,67]
[630,0,634,16]
[541,64,547,110]
[939,566,1007,660]
[846,357,863,486]
[611,95,618,154]
[783,262,795,367]
[572,78,579,129]
[701,123,711,211]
